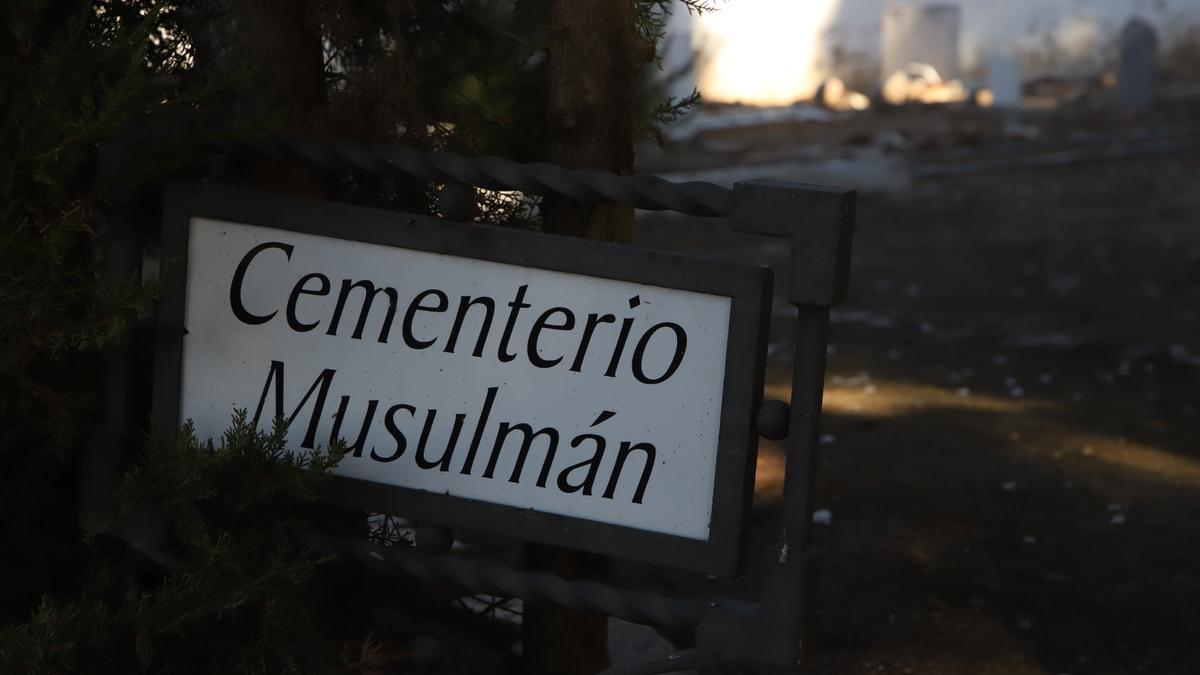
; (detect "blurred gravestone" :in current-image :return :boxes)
[1117,18,1158,114]
[881,2,961,84]
[986,53,1022,108]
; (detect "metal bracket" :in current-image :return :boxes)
[731,179,856,305]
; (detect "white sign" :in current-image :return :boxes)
[178,218,733,540]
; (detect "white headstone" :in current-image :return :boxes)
[986,53,1022,108]
[1117,18,1158,114]
[881,2,961,84]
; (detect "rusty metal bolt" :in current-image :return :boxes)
[757,399,790,440]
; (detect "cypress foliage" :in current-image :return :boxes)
[0,1,699,671]
[0,0,203,620]
[0,3,371,671]
[0,414,368,673]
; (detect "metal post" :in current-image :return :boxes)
[79,204,141,532]
[722,179,856,668]
[765,305,831,665]
[81,134,151,534]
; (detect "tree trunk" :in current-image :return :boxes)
[189,0,326,195]
[540,0,647,244]
[524,2,648,674]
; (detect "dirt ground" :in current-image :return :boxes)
[631,145,1200,674]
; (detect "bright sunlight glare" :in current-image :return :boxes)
[693,0,843,106]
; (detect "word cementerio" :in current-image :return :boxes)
[229,242,690,385]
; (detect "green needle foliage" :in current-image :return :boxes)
[0,412,390,674]
[0,0,218,624]
[0,3,379,671]
[1,0,695,670]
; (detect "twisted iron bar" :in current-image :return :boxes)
[233,136,733,217]
[304,532,756,629]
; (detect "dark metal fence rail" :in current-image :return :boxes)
[233,136,734,217]
[303,532,758,630]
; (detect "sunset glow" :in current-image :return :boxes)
[692,0,842,106]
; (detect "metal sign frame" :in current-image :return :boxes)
[155,182,771,576]
[87,133,856,673]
